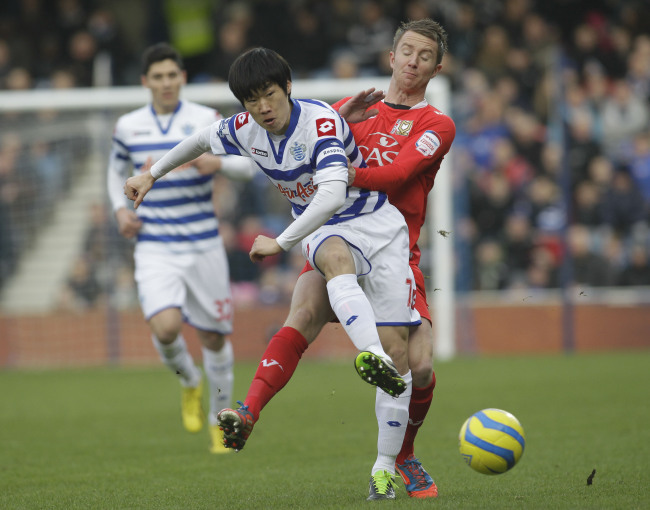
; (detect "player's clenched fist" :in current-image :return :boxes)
[124,172,156,209]
[249,235,282,263]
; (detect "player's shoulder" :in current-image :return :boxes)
[422,104,455,130]
[180,100,221,121]
[181,100,217,115]
[226,110,255,135]
[117,105,149,125]
[295,99,346,143]
[114,105,149,136]
[296,98,338,118]
[332,96,352,111]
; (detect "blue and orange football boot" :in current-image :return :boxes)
[395,455,438,498]
[216,401,255,451]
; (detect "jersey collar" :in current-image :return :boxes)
[383,98,429,110]
[266,98,301,164]
[150,101,182,135]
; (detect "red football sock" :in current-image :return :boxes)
[397,372,436,464]
[244,327,308,420]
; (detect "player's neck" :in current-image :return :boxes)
[152,102,180,115]
[385,83,426,108]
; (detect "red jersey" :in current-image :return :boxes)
[333,98,455,266]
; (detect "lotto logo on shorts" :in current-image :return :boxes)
[316,118,336,137]
[415,130,441,157]
[235,112,250,129]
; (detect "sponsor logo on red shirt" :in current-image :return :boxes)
[415,130,441,157]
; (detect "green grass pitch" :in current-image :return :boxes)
[1,351,649,509]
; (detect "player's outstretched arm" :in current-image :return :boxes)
[125,126,215,208]
[339,88,385,123]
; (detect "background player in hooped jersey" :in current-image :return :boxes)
[124,47,420,497]
[107,43,256,454]
[214,19,455,500]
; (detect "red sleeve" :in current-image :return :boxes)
[354,116,455,190]
[331,97,350,113]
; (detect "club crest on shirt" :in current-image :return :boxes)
[235,112,250,129]
[415,130,441,157]
[316,118,336,137]
[216,119,229,138]
[290,142,307,161]
[390,119,414,136]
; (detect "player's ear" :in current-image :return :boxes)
[140,75,147,87]
[287,81,292,97]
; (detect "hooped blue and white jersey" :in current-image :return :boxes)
[209,98,387,223]
[109,100,221,254]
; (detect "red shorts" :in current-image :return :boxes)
[300,260,431,323]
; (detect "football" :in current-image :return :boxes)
[458,408,526,475]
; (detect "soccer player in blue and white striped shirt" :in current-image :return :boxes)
[125,48,419,494]
[107,43,254,453]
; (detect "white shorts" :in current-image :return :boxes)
[302,203,421,327]
[134,239,233,334]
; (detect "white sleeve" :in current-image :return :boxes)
[107,161,130,212]
[106,142,131,212]
[275,179,346,251]
[219,155,257,180]
[150,125,214,179]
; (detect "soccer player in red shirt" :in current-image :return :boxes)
[218,19,455,500]
[336,19,455,498]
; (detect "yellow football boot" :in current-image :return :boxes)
[209,424,232,454]
[181,380,204,433]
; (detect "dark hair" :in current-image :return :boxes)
[228,47,292,104]
[393,19,448,66]
[141,43,184,75]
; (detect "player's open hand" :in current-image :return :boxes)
[249,235,282,263]
[124,173,155,209]
[339,88,385,123]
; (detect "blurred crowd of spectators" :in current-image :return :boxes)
[1,0,650,310]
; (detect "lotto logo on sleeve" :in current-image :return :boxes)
[316,118,336,137]
[415,130,441,157]
[235,112,250,129]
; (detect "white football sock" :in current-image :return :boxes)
[326,274,388,359]
[202,340,234,426]
[152,334,201,388]
[372,370,413,475]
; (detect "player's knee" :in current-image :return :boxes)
[316,244,355,278]
[285,306,328,339]
[385,342,408,370]
[149,309,183,343]
[150,320,182,344]
[197,331,225,351]
[411,362,434,387]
